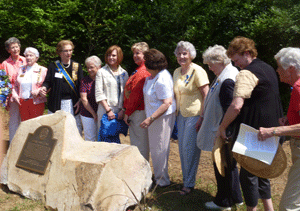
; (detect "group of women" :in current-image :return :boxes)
[2,36,289,210]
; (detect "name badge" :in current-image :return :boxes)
[19,74,25,77]
[55,72,63,78]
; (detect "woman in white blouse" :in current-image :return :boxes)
[140,49,176,187]
[95,45,129,130]
[11,47,47,121]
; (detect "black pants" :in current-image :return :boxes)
[213,159,243,207]
[240,167,271,207]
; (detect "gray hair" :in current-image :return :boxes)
[85,55,102,67]
[202,44,231,65]
[4,37,21,51]
[174,41,196,60]
[131,42,149,53]
[275,47,300,72]
[24,47,39,58]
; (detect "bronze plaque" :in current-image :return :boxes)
[16,126,57,175]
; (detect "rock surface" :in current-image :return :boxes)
[1,111,152,211]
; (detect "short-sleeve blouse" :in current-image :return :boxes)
[143,69,176,117]
[80,76,98,118]
[173,62,209,117]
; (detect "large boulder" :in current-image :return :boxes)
[1,111,152,211]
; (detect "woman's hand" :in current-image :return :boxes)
[216,126,227,142]
[258,127,274,141]
[117,109,125,120]
[11,90,20,105]
[279,116,288,126]
[195,116,203,132]
[74,99,81,114]
[124,114,130,125]
[31,88,39,97]
[107,110,116,120]
[39,86,47,97]
[93,114,98,122]
[140,117,152,128]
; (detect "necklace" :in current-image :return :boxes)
[63,62,70,68]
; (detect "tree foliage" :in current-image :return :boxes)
[0,0,300,110]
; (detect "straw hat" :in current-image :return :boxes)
[233,144,287,179]
[212,136,226,177]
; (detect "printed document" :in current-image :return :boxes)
[232,123,279,165]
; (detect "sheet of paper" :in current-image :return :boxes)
[232,123,279,165]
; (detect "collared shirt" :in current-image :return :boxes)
[173,62,209,117]
[2,56,26,86]
[123,63,151,116]
[143,69,176,117]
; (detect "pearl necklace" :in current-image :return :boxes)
[63,62,70,68]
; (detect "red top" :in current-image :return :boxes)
[123,63,151,116]
[2,56,26,86]
[287,78,300,125]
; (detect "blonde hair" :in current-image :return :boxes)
[131,42,149,53]
[56,40,74,55]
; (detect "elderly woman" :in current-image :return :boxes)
[2,37,26,142]
[11,47,47,121]
[197,45,243,209]
[40,40,83,134]
[95,45,128,134]
[123,42,151,160]
[80,56,102,141]
[258,47,300,211]
[140,49,176,187]
[173,41,209,195]
[217,37,283,211]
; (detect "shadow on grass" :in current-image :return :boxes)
[143,183,214,211]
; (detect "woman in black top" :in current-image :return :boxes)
[40,40,83,134]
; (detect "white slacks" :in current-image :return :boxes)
[129,110,149,161]
[9,101,21,143]
[148,112,176,187]
[80,115,97,141]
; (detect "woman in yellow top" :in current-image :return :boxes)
[173,41,209,195]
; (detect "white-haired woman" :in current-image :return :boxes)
[197,45,243,210]
[123,42,151,160]
[2,37,26,142]
[173,41,209,195]
[80,56,102,141]
[11,47,47,121]
[258,48,300,210]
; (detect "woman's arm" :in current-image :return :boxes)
[80,92,97,121]
[195,84,209,131]
[258,124,300,140]
[199,84,209,115]
[100,100,115,120]
[217,96,244,139]
[140,97,172,128]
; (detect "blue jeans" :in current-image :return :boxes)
[177,113,201,188]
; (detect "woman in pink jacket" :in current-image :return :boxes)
[11,47,47,121]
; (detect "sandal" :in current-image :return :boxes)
[179,187,193,196]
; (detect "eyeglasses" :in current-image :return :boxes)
[61,49,73,53]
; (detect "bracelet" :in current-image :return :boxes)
[272,129,276,136]
[150,116,155,122]
[106,108,112,114]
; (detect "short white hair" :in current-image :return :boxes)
[85,55,102,67]
[202,44,231,65]
[275,47,300,72]
[24,47,39,58]
[174,41,196,60]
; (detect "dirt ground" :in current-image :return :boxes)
[0,111,293,210]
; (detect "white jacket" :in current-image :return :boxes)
[95,64,128,108]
